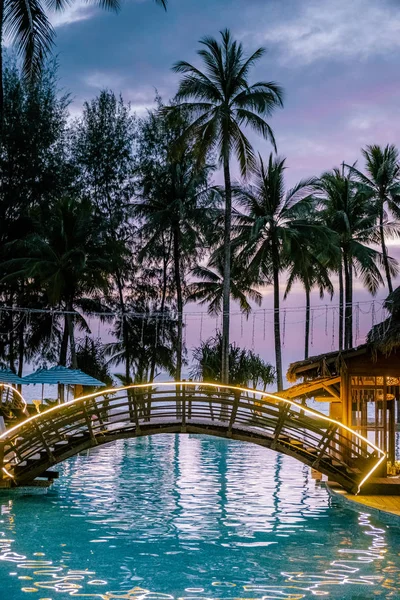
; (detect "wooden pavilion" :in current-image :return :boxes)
[284,345,400,466]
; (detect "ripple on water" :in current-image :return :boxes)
[0,434,400,599]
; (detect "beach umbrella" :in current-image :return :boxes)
[22,366,106,404]
[0,368,25,385]
[22,365,106,387]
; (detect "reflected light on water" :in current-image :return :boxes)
[0,434,399,599]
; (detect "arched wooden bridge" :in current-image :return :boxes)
[0,382,385,494]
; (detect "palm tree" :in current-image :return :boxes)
[171,28,284,384]
[106,302,176,386]
[0,0,166,116]
[347,145,400,294]
[234,154,317,391]
[317,167,396,350]
[187,254,264,316]
[284,244,334,360]
[6,196,111,367]
[135,107,217,381]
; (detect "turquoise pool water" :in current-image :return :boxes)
[0,435,400,599]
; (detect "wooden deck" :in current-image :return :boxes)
[328,484,400,523]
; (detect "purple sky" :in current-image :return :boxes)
[38,0,400,378]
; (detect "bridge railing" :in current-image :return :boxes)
[0,382,385,492]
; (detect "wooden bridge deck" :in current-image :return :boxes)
[0,382,386,494]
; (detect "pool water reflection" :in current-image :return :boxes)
[0,434,400,599]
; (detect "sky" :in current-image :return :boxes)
[48,0,400,186]
[29,0,400,377]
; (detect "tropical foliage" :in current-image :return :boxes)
[0,37,399,391]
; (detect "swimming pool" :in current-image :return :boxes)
[0,434,399,599]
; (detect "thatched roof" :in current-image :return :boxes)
[367,316,400,355]
[286,345,368,382]
[367,287,400,355]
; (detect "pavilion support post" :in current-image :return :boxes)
[389,398,395,464]
[0,440,4,481]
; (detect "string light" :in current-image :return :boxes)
[0,299,386,319]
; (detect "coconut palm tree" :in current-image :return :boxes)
[171,28,284,384]
[284,245,334,360]
[347,145,400,294]
[234,154,318,391]
[0,0,166,117]
[187,254,264,317]
[134,106,218,381]
[317,167,397,350]
[5,196,112,367]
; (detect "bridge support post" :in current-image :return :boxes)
[83,404,98,446]
[129,389,141,434]
[227,391,240,437]
[312,424,338,470]
[33,421,55,464]
[271,404,291,450]
[181,384,186,432]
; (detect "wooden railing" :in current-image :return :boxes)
[0,382,385,494]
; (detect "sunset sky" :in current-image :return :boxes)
[38,0,400,373]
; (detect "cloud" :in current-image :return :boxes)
[256,0,400,65]
[49,3,96,28]
[80,71,158,114]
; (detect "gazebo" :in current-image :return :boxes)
[22,365,106,406]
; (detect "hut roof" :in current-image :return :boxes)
[367,286,400,355]
[286,345,368,382]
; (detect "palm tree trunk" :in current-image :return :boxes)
[67,305,77,369]
[348,260,353,348]
[343,252,352,350]
[17,318,24,377]
[115,270,130,385]
[379,203,393,294]
[173,225,183,381]
[338,258,344,351]
[59,314,69,366]
[222,154,232,385]
[304,287,310,360]
[272,247,283,391]
[0,0,4,125]
[8,309,15,373]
